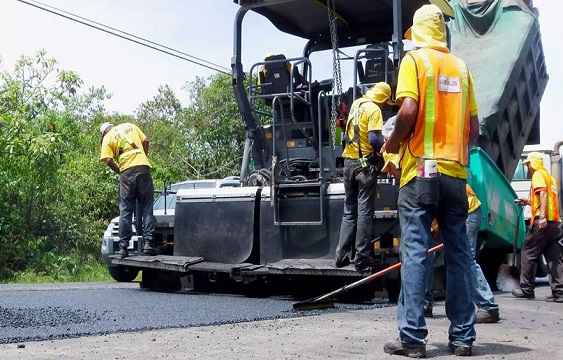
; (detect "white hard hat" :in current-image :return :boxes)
[100,122,113,135]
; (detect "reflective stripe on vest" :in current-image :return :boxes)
[345,98,372,145]
[116,129,143,162]
[408,49,470,165]
[531,169,560,222]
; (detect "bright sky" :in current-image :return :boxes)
[1,0,561,149]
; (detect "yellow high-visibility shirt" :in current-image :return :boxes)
[395,52,478,187]
[342,98,383,159]
[100,123,151,172]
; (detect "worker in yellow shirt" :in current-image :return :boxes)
[383,4,480,357]
[334,82,393,272]
[514,152,563,302]
[100,122,158,258]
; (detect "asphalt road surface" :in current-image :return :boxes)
[0,282,390,344]
[0,282,561,359]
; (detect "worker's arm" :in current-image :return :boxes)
[538,189,548,229]
[385,97,417,153]
[102,158,120,175]
[368,130,384,153]
[142,139,150,156]
[469,115,479,147]
[468,72,479,147]
[515,198,530,206]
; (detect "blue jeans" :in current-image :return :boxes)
[397,176,476,346]
[119,166,156,247]
[335,159,376,269]
[467,207,499,314]
[424,208,498,314]
[424,239,441,310]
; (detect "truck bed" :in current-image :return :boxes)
[449,0,548,180]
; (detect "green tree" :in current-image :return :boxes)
[134,85,191,186]
[0,51,112,279]
[182,73,245,179]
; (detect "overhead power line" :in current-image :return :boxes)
[17,0,231,75]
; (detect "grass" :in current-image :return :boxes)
[3,259,115,284]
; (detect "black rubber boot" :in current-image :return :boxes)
[143,242,160,256]
[118,245,129,258]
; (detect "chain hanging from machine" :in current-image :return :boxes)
[327,0,343,150]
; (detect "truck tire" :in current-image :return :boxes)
[477,248,505,291]
[108,266,139,282]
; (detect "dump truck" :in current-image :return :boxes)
[112,0,548,299]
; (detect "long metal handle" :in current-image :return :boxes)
[310,243,444,304]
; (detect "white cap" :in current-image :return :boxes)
[100,122,113,135]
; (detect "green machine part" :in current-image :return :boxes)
[468,147,526,249]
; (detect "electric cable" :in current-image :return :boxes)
[17,0,231,74]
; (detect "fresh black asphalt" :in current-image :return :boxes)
[0,285,392,344]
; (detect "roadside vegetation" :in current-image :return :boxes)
[0,51,247,283]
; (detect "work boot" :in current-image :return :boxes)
[143,242,160,256]
[545,294,563,303]
[355,257,381,272]
[383,339,427,358]
[118,245,129,259]
[334,252,350,268]
[475,310,499,323]
[448,342,472,356]
[512,288,535,299]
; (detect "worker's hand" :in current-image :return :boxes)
[514,198,528,206]
[538,217,547,230]
[385,140,399,154]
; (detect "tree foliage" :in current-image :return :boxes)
[182,73,245,179]
[0,52,247,281]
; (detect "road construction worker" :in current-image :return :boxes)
[100,122,158,258]
[424,184,500,324]
[334,82,393,272]
[383,4,480,357]
[514,152,563,302]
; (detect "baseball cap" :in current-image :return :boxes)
[365,82,395,105]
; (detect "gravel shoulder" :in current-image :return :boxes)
[0,284,561,359]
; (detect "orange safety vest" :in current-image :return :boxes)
[406,48,471,165]
[531,169,560,222]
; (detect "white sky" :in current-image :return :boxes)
[1,0,561,149]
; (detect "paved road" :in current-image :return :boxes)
[0,282,390,344]
[0,282,561,359]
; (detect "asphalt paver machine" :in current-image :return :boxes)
[113,0,548,299]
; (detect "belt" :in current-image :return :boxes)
[121,165,151,174]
